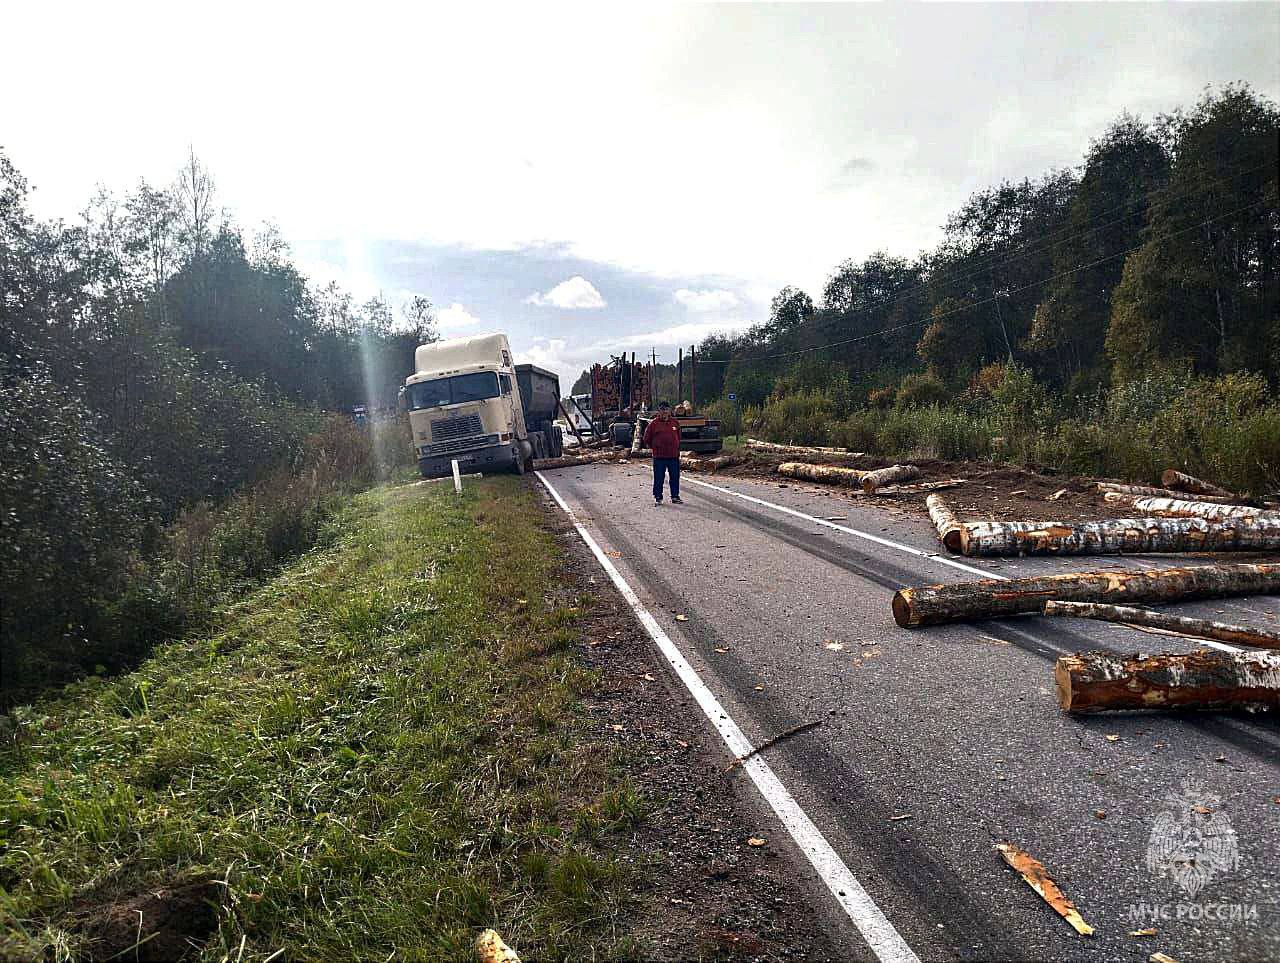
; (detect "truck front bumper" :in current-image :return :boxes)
[418,442,518,478]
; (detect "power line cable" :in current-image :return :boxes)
[807,159,1273,334]
[696,195,1264,363]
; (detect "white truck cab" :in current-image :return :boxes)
[402,333,562,477]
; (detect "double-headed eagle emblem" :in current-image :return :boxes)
[1146,777,1241,897]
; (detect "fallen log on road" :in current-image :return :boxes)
[1043,600,1280,650]
[927,495,964,553]
[1161,469,1236,500]
[861,464,921,493]
[891,562,1280,628]
[874,478,965,496]
[695,453,744,472]
[745,438,859,457]
[1097,481,1237,504]
[1055,649,1280,713]
[532,449,624,470]
[1103,493,1278,524]
[777,461,866,487]
[958,515,1280,557]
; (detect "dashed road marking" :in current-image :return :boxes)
[685,476,1242,653]
[537,470,921,963]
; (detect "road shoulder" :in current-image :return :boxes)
[533,479,846,961]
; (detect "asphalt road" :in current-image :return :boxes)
[538,462,1280,963]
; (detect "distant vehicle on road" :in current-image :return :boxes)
[401,333,562,477]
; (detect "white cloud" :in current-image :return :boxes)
[613,319,752,350]
[524,275,606,309]
[674,288,740,312]
[435,301,483,331]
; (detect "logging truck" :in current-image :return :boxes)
[589,353,723,453]
[401,333,563,477]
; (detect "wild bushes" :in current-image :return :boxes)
[750,369,1280,494]
[1,411,412,707]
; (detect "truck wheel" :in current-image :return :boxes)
[611,422,633,448]
[550,425,564,458]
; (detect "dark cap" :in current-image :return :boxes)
[658,400,671,410]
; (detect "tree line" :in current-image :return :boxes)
[680,85,1277,410]
[1,149,428,701]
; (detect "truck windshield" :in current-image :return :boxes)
[406,372,500,410]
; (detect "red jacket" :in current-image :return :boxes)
[643,416,682,459]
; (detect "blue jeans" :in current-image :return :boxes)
[653,457,680,501]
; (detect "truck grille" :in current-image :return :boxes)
[432,414,484,441]
[426,433,500,456]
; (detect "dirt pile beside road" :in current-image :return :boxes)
[701,448,1146,524]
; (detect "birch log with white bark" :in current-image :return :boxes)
[1101,493,1278,524]
[1043,600,1280,650]
[926,494,964,553]
[1096,481,1237,503]
[958,516,1280,557]
[532,449,625,470]
[1161,469,1236,500]
[776,461,867,486]
[1054,650,1280,713]
[745,438,858,457]
[891,562,1280,628]
[861,464,921,493]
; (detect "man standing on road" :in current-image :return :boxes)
[643,401,683,505]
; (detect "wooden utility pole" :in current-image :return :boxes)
[690,344,697,409]
[678,347,683,403]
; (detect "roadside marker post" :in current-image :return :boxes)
[452,459,463,494]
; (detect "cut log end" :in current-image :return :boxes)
[891,590,916,628]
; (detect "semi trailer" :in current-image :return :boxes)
[401,333,562,477]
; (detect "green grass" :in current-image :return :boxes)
[0,478,643,961]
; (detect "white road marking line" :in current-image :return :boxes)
[687,477,996,579]
[536,471,921,963]
[685,476,1243,654]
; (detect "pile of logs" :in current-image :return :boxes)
[910,468,1280,714]
[893,563,1280,712]
[924,485,1280,557]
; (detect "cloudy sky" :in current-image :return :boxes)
[4,2,1276,387]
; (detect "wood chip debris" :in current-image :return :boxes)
[674,614,689,622]
[747,837,767,847]
[1149,953,1178,963]
[1047,488,1069,501]
[475,928,521,963]
[1129,928,1158,937]
[823,640,845,651]
[995,843,1095,936]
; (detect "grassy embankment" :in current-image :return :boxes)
[0,477,644,960]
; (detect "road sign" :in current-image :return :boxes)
[727,393,737,401]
